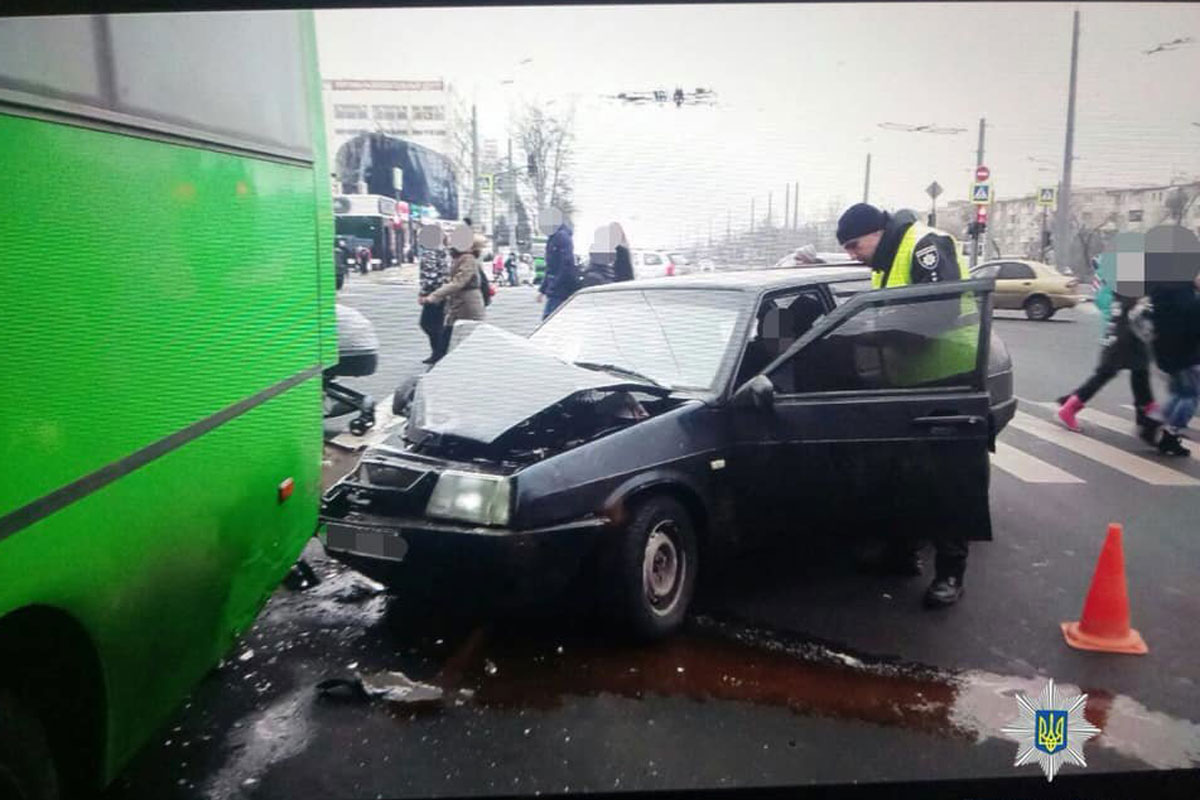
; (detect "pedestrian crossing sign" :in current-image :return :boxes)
[1038,187,1057,207]
[972,183,992,205]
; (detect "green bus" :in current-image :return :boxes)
[0,12,334,798]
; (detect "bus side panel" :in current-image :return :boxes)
[299,9,340,369]
[0,379,322,780]
[0,113,326,781]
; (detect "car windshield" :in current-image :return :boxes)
[529,288,748,391]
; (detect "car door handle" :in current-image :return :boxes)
[912,415,985,428]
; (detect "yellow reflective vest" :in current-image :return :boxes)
[870,224,980,387]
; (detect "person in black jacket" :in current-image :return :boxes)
[416,224,449,364]
[1143,226,1200,456]
[579,222,634,290]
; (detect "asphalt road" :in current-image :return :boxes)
[105,272,1200,799]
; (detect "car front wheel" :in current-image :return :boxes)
[1024,296,1053,321]
[612,495,698,640]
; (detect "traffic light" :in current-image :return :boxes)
[967,221,988,237]
[1042,230,1052,248]
[527,153,538,178]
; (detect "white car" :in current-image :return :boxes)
[631,250,677,280]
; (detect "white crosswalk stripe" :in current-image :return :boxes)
[1030,401,1200,463]
[991,441,1085,483]
[1007,410,1199,486]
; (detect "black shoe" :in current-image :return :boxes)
[923,576,964,608]
[1158,431,1191,457]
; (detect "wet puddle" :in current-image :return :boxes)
[437,616,1200,770]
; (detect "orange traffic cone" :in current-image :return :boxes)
[1061,523,1148,654]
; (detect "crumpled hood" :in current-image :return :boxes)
[408,322,666,444]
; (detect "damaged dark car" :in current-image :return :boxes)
[319,267,1015,639]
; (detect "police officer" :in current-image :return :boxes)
[837,202,971,608]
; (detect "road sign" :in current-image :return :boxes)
[975,165,991,182]
[479,174,494,194]
[976,205,989,223]
[1038,187,1057,207]
[926,181,944,199]
[971,183,992,204]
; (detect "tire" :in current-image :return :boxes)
[0,690,59,800]
[610,495,698,641]
[1024,296,1053,321]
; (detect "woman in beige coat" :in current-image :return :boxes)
[420,229,486,360]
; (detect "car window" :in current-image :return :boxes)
[736,290,827,386]
[766,288,982,395]
[644,254,662,265]
[530,289,748,391]
[997,262,1036,280]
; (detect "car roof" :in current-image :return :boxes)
[580,265,872,294]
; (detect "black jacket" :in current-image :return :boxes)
[578,245,633,290]
[870,215,961,286]
[1149,284,1200,373]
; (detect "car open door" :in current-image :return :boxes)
[730,279,995,544]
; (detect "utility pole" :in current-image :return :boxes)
[768,192,773,227]
[750,198,755,234]
[793,181,799,230]
[471,104,480,227]
[1054,7,1080,271]
[863,153,871,203]
[507,138,515,249]
[971,117,986,269]
[708,219,713,247]
[726,210,731,242]
[784,184,791,234]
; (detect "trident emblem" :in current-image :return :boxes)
[1035,710,1067,754]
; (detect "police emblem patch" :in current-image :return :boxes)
[915,244,940,270]
[1000,679,1101,782]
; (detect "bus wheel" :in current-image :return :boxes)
[0,690,60,800]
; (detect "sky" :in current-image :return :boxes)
[315,3,1200,248]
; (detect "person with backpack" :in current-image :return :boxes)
[1056,252,1159,434]
[420,225,486,362]
[1141,226,1200,456]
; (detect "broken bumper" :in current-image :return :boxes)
[317,508,609,605]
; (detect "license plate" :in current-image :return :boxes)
[325,523,408,562]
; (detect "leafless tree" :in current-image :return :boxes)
[1069,209,1119,275]
[1163,185,1197,226]
[512,102,577,220]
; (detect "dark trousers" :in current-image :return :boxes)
[1075,365,1153,407]
[420,301,445,360]
[887,537,969,581]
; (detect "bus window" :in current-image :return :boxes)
[0,11,331,796]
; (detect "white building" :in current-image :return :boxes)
[990,181,1200,262]
[321,78,459,173]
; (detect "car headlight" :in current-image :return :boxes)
[425,471,511,526]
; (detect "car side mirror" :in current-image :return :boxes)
[732,374,775,411]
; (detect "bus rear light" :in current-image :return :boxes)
[278,478,295,503]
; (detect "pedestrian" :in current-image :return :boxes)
[505,250,519,286]
[579,222,634,289]
[420,223,486,361]
[837,202,975,609]
[536,208,576,319]
[1056,252,1159,434]
[416,223,449,364]
[1142,226,1200,456]
[493,249,505,283]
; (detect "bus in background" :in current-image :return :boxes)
[0,12,334,798]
